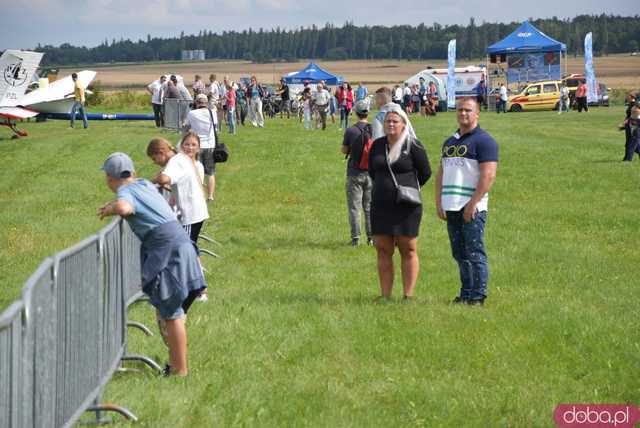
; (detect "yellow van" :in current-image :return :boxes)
[507,80,562,112]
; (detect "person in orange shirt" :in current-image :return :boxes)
[575,81,589,113]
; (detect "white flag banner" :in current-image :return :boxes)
[447,39,457,110]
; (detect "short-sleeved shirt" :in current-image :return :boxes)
[74,81,85,103]
[499,86,508,101]
[314,89,331,106]
[185,108,217,149]
[209,82,220,101]
[117,179,177,241]
[163,153,209,226]
[356,86,368,101]
[193,80,206,95]
[149,81,164,104]
[226,88,236,109]
[177,84,193,101]
[342,122,372,176]
[280,84,290,100]
[440,126,498,212]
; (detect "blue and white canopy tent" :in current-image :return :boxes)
[486,21,567,88]
[282,62,344,85]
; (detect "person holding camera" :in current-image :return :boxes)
[368,104,432,301]
[185,93,218,202]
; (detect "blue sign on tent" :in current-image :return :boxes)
[282,62,344,85]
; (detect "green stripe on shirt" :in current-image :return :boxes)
[442,191,474,197]
[442,185,476,191]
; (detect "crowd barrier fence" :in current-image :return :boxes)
[0,219,159,428]
[162,99,192,131]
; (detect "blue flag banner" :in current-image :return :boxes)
[447,39,456,109]
[584,32,597,104]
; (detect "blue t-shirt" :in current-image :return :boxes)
[441,126,498,163]
[251,87,259,98]
[117,179,177,240]
[356,86,368,101]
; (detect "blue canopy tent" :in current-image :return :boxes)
[486,21,567,86]
[282,62,343,85]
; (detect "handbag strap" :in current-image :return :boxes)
[385,138,420,190]
[207,108,219,146]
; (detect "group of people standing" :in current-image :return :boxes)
[294,80,366,131]
[342,88,499,305]
[148,73,268,133]
[393,77,439,116]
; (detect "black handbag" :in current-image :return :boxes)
[208,108,229,163]
[386,139,422,206]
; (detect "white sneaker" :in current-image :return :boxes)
[196,293,208,302]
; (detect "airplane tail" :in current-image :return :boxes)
[0,50,44,107]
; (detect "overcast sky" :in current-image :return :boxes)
[1,0,635,50]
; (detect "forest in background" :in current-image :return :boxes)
[31,15,640,66]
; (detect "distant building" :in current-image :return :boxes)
[181,50,206,61]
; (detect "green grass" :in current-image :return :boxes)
[1,106,639,427]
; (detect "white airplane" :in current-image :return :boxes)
[0,50,43,136]
[0,49,96,137]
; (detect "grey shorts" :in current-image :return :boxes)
[199,148,216,176]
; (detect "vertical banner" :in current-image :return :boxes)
[584,32,597,103]
[447,39,456,110]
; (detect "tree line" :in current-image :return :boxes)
[34,15,640,66]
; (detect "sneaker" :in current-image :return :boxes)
[350,238,359,247]
[466,298,485,306]
[162,364,171,377]
[367,238,374,246]
[451,296,466,304]
[402,295,414,303]
[196,292,208,302]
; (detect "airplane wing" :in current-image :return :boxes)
[0,50,43,107]
[0,106,39,120]
[20,70,97,107]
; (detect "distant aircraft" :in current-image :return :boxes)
[0,49,97,137]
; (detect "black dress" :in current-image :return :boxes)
[368,137,432,237]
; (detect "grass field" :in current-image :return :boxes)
[64,56,640,90]
[1,105,639,426]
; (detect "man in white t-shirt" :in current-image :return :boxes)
[497,83,508,114]
[208,74,225,131]
[185,94,218,201]
[313,83,331,130]
[147,75,166,127]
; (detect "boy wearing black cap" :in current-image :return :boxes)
[98,152,206,376]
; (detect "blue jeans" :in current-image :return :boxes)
[70,101,88,128]
[340,106,350,129]
[227,107,236,134]
[446,209,488,301]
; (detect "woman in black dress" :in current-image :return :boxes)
[368,106,431,300]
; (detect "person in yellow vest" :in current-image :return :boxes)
[70,73,88,129]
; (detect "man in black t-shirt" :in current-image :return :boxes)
[341,100,374,246]
[277,79,291,119]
